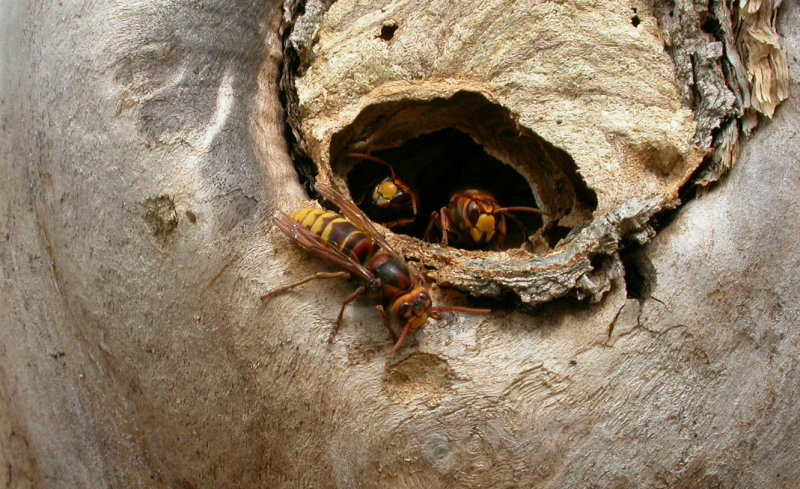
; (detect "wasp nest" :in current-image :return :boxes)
[281,0,709,305]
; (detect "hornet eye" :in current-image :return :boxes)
[466,201,480,223]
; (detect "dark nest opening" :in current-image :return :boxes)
[344,129,546,248]
[329,91,597,251]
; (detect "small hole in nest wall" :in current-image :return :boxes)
[329,91,597,251]
[378,22,398,41]
[621,249,656,301]
[631,15,641,27]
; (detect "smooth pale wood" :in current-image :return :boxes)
[0,1,797,489]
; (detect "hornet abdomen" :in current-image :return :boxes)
[289,208,375,264]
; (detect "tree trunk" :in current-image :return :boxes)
[1,1,797,488]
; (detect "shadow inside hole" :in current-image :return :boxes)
[345,129,544,248]
[330,91,598,250]
[378,22,398,41]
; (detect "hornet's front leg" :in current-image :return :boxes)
[328,285,368,344]
[375,304,398,342]
[424,207,454,246]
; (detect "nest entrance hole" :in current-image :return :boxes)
[345,129,544,248]
[330,91,597,250]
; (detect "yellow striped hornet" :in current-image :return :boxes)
[261,183,490,354]
[347,153,419,228]
[425,189,550,249]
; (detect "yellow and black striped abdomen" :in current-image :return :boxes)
[289,208,375,264]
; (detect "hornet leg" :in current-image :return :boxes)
[327,285,368,344]
[424,207,452,245]
[438,207,453,246]
[493,214,510,250]
[375,304,398,342]
[260,271,351,302]
[503,213,530,250]
[424,210,441,243]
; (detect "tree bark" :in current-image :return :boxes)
[1,1,798,488]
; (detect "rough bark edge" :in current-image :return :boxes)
[654,0,789,186]
[701,0,789,185]
[404,195,669,304]
[279,0,336,193]
[653,0,740,150]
